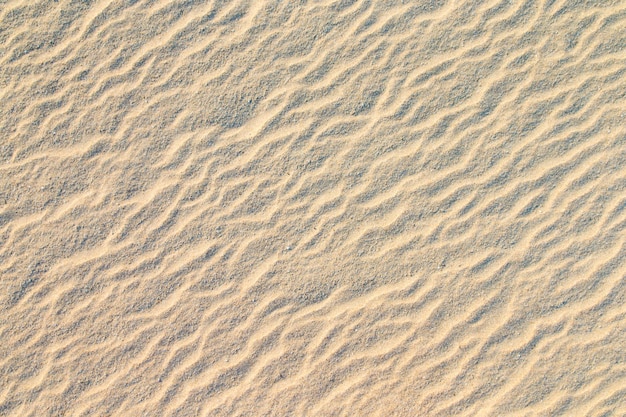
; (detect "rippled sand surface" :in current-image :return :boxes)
[1,0,626,415]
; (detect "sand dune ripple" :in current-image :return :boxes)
[1,0,626,415]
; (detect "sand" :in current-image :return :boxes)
[1,0,626,415]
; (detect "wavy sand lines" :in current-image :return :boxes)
[2,0,626,416]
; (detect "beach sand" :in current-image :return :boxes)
[1,0,626,415]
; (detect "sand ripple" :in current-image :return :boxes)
[1,0,626,415]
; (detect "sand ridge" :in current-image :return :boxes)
[1,0,626,416]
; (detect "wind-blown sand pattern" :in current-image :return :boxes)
[1,0,626,415]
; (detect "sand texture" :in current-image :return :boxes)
[1,0,626,415]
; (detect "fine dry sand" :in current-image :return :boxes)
[1,0,626,416]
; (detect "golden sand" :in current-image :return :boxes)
[1,0,625,415]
